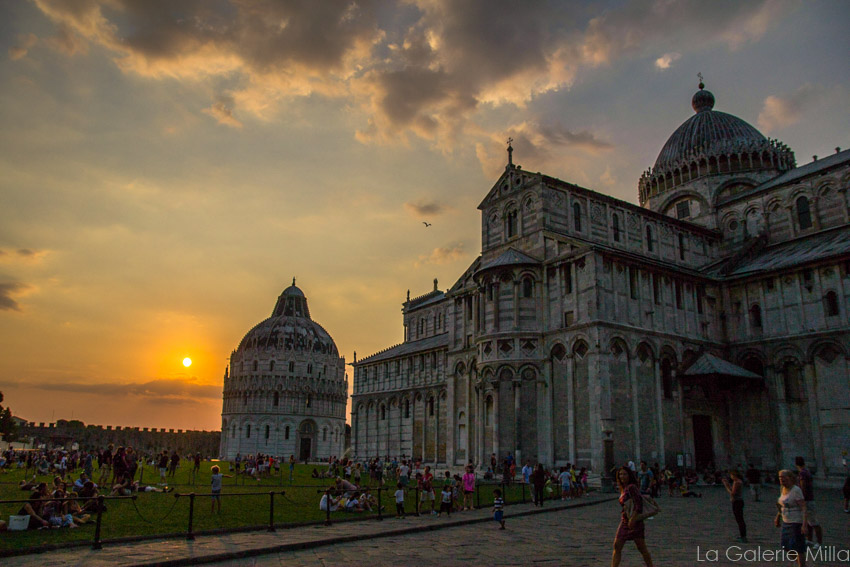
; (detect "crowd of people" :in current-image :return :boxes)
[611,456,838,567]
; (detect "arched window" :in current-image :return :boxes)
[380,405,386,420]
[522,277,533,298]
[404,399,410,418]
[824,291,839,317]
[269,360,275,371]
[265,424,270,439]
[796,196,812,229]
[678,233,686,260]
[749,304,762,329]
[506,209,518,238]
[323,427,328,441]
[246,424,251,439]
[285,425,290,440]
[612,214,620,242]
[243,392,248,406]
[573,203,582,232]
[273,392,279,406]
[428,397,435,416]
[307,363,313,374]
[253,360,258,371]
[306,395,311,408]
[646,225,654,252]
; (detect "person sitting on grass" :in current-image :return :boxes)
[73,472,95,493]
[19,475,38,491]
[210,465,233,514]
[18,483,50,530]
[319,490,339,512]
[344,492,364,512]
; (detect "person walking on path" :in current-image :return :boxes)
[722,470,747,543]
[492,488,505,530]
[289,455,295,483]
[795,456,822,550]
[745,464,761,502]
[210,465,234,514]
[530,463,546,507]
[462,465,476,510]
[775,469,807,567]
[612,467,654,567]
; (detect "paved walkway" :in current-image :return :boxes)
[3,493,615,567]
[203,488,850,567]
[5,488,849,566]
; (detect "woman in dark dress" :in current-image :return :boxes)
[612,467,654,567]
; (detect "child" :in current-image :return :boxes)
[493,488,505,529]
[439,483,452,516]
[210,465,233,513]
[394,482,406,518]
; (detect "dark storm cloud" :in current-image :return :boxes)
[28,0,789,139]
[0,282,26,311]
[537,122,613,152]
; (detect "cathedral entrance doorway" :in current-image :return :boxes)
[299,437,312,461]
[299,420,315,462]
[692,415,714,470]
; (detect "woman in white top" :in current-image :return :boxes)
[775,469,807,566]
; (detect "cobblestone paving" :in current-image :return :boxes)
[202,488,849,567]
[4,488,848,567]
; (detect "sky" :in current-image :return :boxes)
[0,0,847,432]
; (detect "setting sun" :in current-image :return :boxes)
[183,357,192,367]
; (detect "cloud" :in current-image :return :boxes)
[415,242,466,267]
[9,33,38,60]
[757,84,823,132]
[25,0,791,146]
[600,166,618,187]
[46,22,88,56]
[0,377,220,401]
[0,282,27,311]
[404,200,445,217]
[655,52,681,70]
[203,96,243,128]
[0,248,49,263]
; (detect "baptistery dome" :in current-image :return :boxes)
[220,280,347,461]
[639,82,796,215]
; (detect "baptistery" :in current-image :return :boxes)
[220,280,347,461]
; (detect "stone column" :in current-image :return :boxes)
[435,392,441,465]
[477,385,485,467]
[630,356,641,462]
[492,383,500,457]
[539,360,553,466]
[513,279,519,330]
[446,370,455,466]
[566,354,576,464]
[803,363,826,478]
[654,359,665,465]
[513,380,521,464]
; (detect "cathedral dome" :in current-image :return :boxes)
[653,87,767,172]
[237,280,337,357]
[638,82,795,207]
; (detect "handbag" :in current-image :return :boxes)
[624,494,660,524]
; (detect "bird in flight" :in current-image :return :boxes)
[423,222,432,227]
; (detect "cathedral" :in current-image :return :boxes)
[350,82,850,480]
[220,281,348,461]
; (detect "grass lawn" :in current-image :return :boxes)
[0,462,533,554]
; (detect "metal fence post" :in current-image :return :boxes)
[324,489,332,526]
[91,495,105,550]
[377,488,383,521]
[186,493,196,541]
[268,491,276,532]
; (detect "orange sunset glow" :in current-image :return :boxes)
[1,0,847,432]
